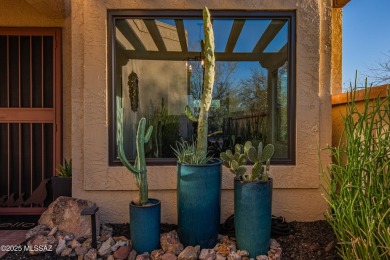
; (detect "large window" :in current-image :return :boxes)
[108,10,296,165]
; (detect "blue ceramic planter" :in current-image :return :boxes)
[130,198,161,253]
[234,178,273,257]
[177,159,222,248]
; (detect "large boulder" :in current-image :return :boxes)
[39,196,100,238]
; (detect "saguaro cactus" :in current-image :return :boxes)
[117,97,153,205]
[185,6,215,158]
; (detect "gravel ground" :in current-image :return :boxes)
[3,220,340,260]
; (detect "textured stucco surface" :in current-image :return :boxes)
[1,0,340,223]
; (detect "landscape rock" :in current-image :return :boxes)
[48,226,58,236]
[237,250,249,257]
[61,247,73,257]
[255,256,268,260]
[162,252,178,260]
[113,245,131,259]
[82,238,93,250]
[70,239,82,249]
[27,234,57,255]
[151,249,165,260]
[216,254,226,260]
[106,255,115,260]
[161,230,184,255]
[136,252,150,260]
[55,238,67,254]
[25,224,50,240]
[111,239,127,251]
[75,245,88,256]
[215,244,230,256]
[128,249,137,260]
[199,249,216,260]
[38,196,100,238]
[85,248,97,260]
[178,246,200,260]
[227,251,241,260]
[98,236,115,256]
[269,239,280,249]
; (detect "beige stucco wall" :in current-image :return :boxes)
[1,0,341,223]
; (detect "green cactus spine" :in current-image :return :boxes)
[117,97,153,205]
[184,6,215,159]
[220,141,274,182]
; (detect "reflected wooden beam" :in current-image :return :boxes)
[175,19,188,53]
[144,19,167,52]
[123,50,286,62]
[253,20,287,53]
[225,19,245,53]
[116,20,147,52]
[333,0,351,8]
[259,44,288,69]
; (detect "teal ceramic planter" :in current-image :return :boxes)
[234,178,273,257]
[177,159,222,248]
[130,198,161,253]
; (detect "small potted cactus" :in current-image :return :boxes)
[51,159,72,200]
[117,97,160,253]
[220,141,275,257]
[173,7,222,249]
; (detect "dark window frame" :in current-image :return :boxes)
[108,9,296,166]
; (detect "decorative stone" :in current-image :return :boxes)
[75,246,88,256]
[237,250,249,257]
[199,249,216,260]
[25,224,50,240]
[215,244,230,256]
[82,238,93,250]
[38,196,100,238]
[48,226,58,236]
[61,247,73,257]
[162,252,178,260]
[70,239,82,249]
[114,236,130,243]
[255,256,268,260]
[27,235,57,255]
[85,248,98,260]
[128,249,137,260]
[178,246,200,260]
[151,249,165,260]
[113,245,131,259]
[106,255,115,260]
[160,231,184,255]
[216,254,227,260]
[56,238,67,254]
[136,252,150,260]
[269,239,280,249]
[98,236,115,256]
[111,240,127,251]
[227,251,241,260]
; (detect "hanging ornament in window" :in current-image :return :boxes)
[128,71,139,112]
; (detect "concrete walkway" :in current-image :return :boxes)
[0,230,28,259]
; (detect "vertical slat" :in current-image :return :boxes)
[30,36,32,108]
[7,36,9,108]
[18,36,21,108]
[19,123,21,195]
[41,36,44,108]
[41,123,44,181]
[7,123,10,196]
[30,123,33,203]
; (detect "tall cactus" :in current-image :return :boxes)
[220,141,274,182]
[185,6,215,159]
[117,97,153,205]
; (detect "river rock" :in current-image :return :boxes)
[27,234,57,255]
[38,196,100,238]
[128,249,137,260]
[199,249,216,260]
[152,249,165,260]
[98,236,114,256]
[162,252,178,260]
[227,251,241,260]
[56,238,67,254]
[160,231,184,255]
[178,246,200,260]
[113,245,131,259]
[136,252,151,260]
[85,248,97,260]
[75,246,88,256]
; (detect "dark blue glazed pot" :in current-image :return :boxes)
[177,159,222,248]
[234,178,273,257]
[130,198,161,253]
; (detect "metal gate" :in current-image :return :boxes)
[0,28,62,214]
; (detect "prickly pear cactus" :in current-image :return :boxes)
[117,97,153,205]
[220,141,274,182]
